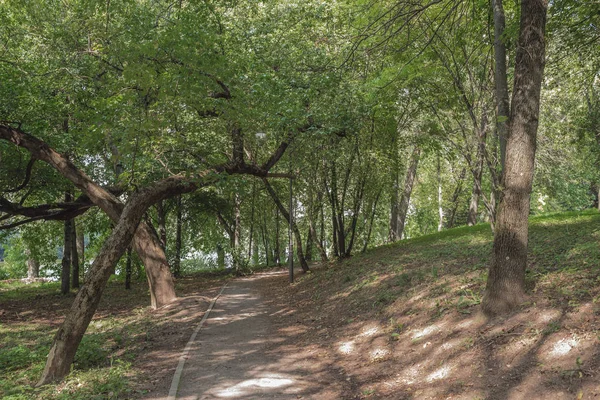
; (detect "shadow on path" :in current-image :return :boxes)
[175,270,343,399]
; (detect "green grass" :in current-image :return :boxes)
[306,209,600,319]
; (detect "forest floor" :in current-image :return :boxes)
[2,210,600,399]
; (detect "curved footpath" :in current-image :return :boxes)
[168,270,346,399]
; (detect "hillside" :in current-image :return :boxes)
[259,210,600,399]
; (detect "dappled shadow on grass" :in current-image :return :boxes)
[0,273,227,399]
[259,212,600,398]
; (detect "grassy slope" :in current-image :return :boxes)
[288,210,600,399]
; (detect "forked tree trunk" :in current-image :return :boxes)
[482,0,548,316]
[37,177,190,385]
[0,127,177,309]
[396,146,421,240]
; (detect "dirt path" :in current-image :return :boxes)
[173,270,348,400]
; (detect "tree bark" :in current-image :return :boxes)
[396,146,421,240]
[125,247,132,290]
[76,223,85,280]
[71,220,80,289]
[26,248,39,279]
[217,244,225,269]
[493,0,510,173]
[467,129,486,226]
[482,0,548,316]
[156,200,167,251]
[262,179,309,272]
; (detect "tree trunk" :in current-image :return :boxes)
[447,167,466,228]
[437,156,444,232]
[396,146,421,240]
[125,247,132,290]
[274,208,281,265]
[26,248,39,279]
[262,179,309,272]
[61,193,73,295]
[493,0,510,173]
[232,193,241,271]
[156,200,167,251]
[467,130,486,226]
[0,127,176,309]
[217,244,225,269]
[173,195,182,277]
[38,178,186,385]
[76,223,85,280]
[482,0,548,316]
[71,220,80,289]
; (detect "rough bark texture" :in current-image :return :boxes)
[396,146,421,240]
[38,177,193,385]
[483,0,547,317]
[493,0,510,172]
[0,126,177,309]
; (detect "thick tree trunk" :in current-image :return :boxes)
[71,220,80,289]
[38,177,189,385]
[0,127,177,309]
[482,0,547,316]
[396,146,421,240]
[262,179,309,272]
[493,0,510,173]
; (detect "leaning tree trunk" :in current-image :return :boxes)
[396,146,421,240]
[262,179,310,272]
[37,177,190,385]
[0,127,176,309]
[482,0,547,316]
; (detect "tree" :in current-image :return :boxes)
[482,0,548,316]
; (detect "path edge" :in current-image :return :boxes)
[166,282,229,400]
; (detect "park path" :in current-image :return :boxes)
[172,271,347,400]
